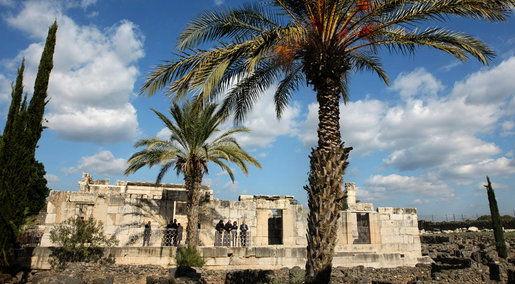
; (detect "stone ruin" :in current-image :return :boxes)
[28,173,430,269]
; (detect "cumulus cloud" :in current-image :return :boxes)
[214,0,224,5]
[361,174,455,202]
[0,74,10,103]
[390,68,443,99]
[299,99,387,152]
[223,180,239,193]
[155,87,299,149]
[0,0,14,7]
[298,57,515,189]
[451,56,515,106]
[1,1,144,143]
[231,88,301,148]
[63,150,127,176]
[501,120,514,136]
[44,174,60,186]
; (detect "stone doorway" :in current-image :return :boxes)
[354,213,371,244]
[268,210,283,245]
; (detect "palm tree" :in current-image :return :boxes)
[125,101,261,246]
[140,1,513,282]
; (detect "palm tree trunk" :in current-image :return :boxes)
[185,168,203,247]
[304,68,352,283]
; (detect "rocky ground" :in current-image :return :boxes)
[0,232,513,283]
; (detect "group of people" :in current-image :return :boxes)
[164,219,183,246]
[214,220,249,247]
[141,219,183,247]
[142,218,249,247]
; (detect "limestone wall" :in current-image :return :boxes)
[36,174,428,269]
[22,246,429,270]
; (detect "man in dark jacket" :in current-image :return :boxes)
[214,220,224,246]
[143,221,152,247]
[223,220,232,246]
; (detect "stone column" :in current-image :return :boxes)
[344,183,356,208]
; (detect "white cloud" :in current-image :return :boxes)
[5,1,59,38]
[0,0,14,7]
[63,150,127,176]
[442,157,515,184]
[390,67,443,99]
[214,0,224,5]
[223,180,239,193]
[1,1,144,143]
[501,120,514,136]
[411,199,430,205]
[46,104,139,142]
[0,74,10,103]
[229,87,301,148]
[298,58,515,186]
[451,56,515,106]
[362,174,455,202]
[298,99,387,152]
[44,174,60,186]
[80,0,97,9]
[156,127,171,140]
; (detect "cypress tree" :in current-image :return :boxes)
[27,21,57,149]
[3,59,24,140]
[484,176,508,259]
[0,21,57,267]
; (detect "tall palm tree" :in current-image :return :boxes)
[140,1,513,282]
[125,101,261,246]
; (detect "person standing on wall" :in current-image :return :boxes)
[215,220,224,246]
[143,221,152,247]
[176,223,183,246]
[223,220,232,246]
[231,221,238,247]
[240,221,248,247]
[171,219,178,245]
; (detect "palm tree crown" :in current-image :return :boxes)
[125,100,261,245]
[142,0,512,121]
[125,100,260,183]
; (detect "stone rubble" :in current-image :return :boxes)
[1,232,513,283]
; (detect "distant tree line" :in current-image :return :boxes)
[0,21,57,267]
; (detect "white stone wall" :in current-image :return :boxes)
[37,175,427,268]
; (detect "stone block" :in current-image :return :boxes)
[46,202,56,214]
[255,247,275,258]
[377,207,394,214]
[69,193,96,204]
[45,214,56,224]
[107,206,119,214]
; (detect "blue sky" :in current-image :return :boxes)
[0,0,514,219]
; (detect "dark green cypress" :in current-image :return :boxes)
[3,59,24,140]
[485,176,508,259]
[27,20,57,150]
[0,21,57,267]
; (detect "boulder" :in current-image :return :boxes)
[467,226,479,232]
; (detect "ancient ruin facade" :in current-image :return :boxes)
[30,173,430,269]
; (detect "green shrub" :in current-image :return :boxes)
[49,217,118,269]
[289,266,305,284]
[175,246,206,267]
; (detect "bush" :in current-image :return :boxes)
[175,246,206,268]
[49,217,118,269]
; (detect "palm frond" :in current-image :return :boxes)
[274,63,303,118]
[178,3,282,50]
